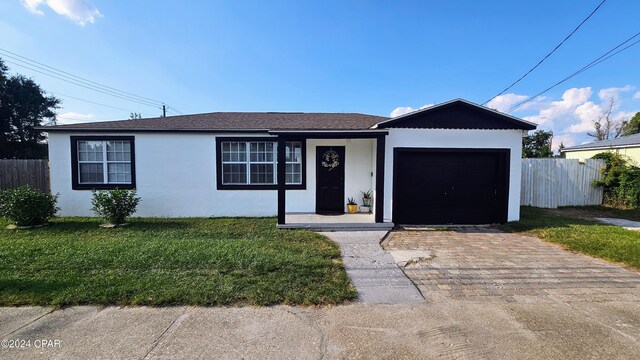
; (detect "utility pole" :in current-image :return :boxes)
[162,104,166,117]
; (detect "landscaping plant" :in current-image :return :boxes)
[91,189,141,225]
[0,186,59,227]
[592,152,640,208]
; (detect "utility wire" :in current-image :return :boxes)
[167,105,185,115]
[0,48,163,106]
[483,0,607,105]
[50,91,156,117]
[507,31,640,113]
[4,58,164,109]
[0,49,184,115]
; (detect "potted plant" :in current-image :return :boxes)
[347,197,358,214]
[360,189,372,207]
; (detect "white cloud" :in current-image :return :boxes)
[524,87,592,127]
[21,0,102,25]
[634,92,640,100]
[598,85,634,103]
[566,101,602,133]
[56,111,95,124]
[486,93,528,112]
[552,134,577,152]
[389,103,434,117]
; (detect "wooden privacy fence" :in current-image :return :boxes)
[0,159,50,192]
[521,158,605,209]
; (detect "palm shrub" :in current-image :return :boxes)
[0,186,59,226]
[91,189,141,225]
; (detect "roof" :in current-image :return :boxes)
[374,99,537,130]
[41,112,388,132]
[39,98,536,133]
[562,133,640,152]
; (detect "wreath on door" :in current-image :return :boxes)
[321,149,340,171]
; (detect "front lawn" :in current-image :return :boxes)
[0,217,356,306]
[499,206,640,269]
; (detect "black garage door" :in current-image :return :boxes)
[393,149,510,225]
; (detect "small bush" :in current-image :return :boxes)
[592,152,640,208]
[91,189,141,225]
[0,186,59,227]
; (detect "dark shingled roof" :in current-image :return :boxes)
[562,133,640,151]
[42,112,389,132]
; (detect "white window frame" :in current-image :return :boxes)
[220,140,303,186]
[285,142,303,185]
[77,140,132,185]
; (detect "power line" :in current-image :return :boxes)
[167,105,185,115]
[0,49,184,115]
[507,31,640,113]
[483,0,607,105]
[3,58,164,109]
[0,55,161,108]
[0,48,163,106]
[50,91,155,115]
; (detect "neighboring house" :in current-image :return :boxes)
[562,133,640,164]
[41,99,536,226]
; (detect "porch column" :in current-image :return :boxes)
[277,135,287,225]
[375,134,386,223]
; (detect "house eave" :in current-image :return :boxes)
[561,144,640,153]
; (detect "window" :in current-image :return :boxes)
[216,138,305,189]
[71,136,136,190]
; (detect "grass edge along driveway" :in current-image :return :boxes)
[499,206,640,270]
[0,217,356,307]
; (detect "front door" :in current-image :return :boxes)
[316,146,345,214]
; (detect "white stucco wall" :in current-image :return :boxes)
[382,128,524,222]
[48,132,374,217]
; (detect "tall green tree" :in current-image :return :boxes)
[0,58,60,159]
[620,112,640,136]
[522,129,553,158]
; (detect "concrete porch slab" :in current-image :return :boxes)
[279,213,393,231]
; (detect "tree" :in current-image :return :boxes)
[557,142,566,157]
[522,130,553,158]
[0,58,60,159]
[129,112,142,119]
[620,112,640,136]
[587,98,625,141]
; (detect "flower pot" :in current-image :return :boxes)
[359,205,371,213]
[362,197,371,206]
[347,204,358,214]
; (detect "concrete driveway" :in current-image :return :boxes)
[2,229,640,359]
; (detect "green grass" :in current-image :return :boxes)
[0,217,356,307]
[499,206,640,269]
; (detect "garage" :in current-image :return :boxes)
[392,148,510,225]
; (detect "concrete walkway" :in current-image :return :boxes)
[320,231,424,304]
[596,217,640,231]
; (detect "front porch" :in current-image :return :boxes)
[272,129,389,230]
[278,213,394,231]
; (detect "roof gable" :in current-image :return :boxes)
[375,99,536,130]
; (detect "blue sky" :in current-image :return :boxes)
[1,0,639,149]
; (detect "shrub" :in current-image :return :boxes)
[0,186,59,227]
[91,189,141,225]
[592,152,640,208]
